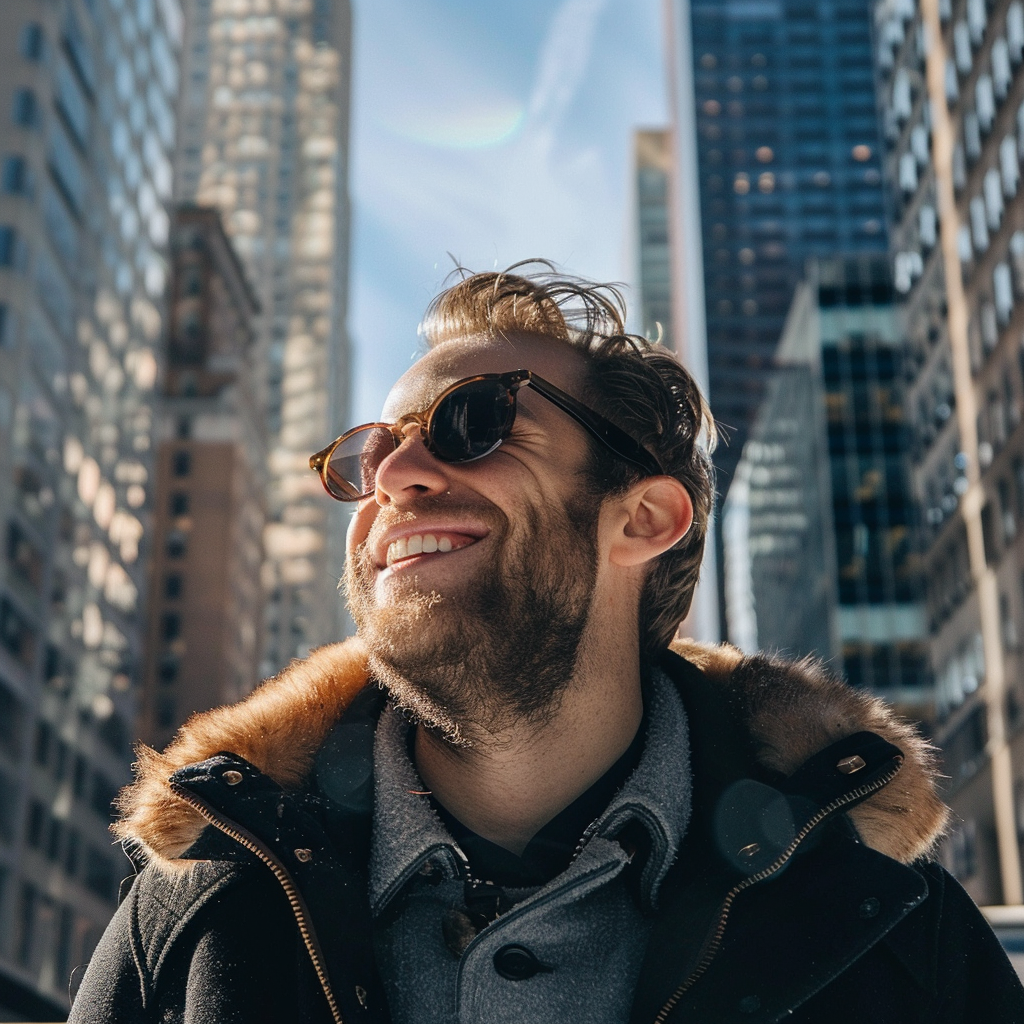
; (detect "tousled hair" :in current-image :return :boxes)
[420,261,717,654]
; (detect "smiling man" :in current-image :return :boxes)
[71,266,1022,1023]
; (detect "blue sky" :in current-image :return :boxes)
[347,0,669,424]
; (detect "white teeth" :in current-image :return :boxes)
[387,533,463,565]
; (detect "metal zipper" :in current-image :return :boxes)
[652,759,904,1024]
[169,782,345,1024]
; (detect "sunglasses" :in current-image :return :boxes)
[309,369,663,501]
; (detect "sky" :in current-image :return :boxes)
[347,0,670,425]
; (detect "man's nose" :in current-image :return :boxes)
[373,424,450,505]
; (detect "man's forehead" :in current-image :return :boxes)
[381,333,587,418]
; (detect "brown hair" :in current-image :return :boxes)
[420,261,717,654]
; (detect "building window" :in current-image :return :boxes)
[12,89,38,129]
[19,23,44,61]
[0,595,36,668]
[26,799,44,848]
[945,819,978,879]
[64,828,79,877]
[2,156,27,194]
[164,573,182,600]
[45,817,62,861]
[90,773,117,821]
[72,755,87,798]
[0,227,19,269]
[1002,592,1019,651]
[16,882,37,966]
[157,696,176,729]
[84,848,115,901]
[158,654,179,683]
[33,719,51,767]
[169,492,189,516]
[165,531,187,560]
[0,682,23,761]
[172,450,191,477]
[8,520,43,588]
[161,612,180,641]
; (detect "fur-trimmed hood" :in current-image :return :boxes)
[115,638,949,872]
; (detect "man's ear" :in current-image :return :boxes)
[606,476,694,568]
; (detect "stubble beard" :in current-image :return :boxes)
[344,495,600,744]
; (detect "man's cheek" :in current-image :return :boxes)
[346,501,377,559]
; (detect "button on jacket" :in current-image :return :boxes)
[68,639,1024,1024]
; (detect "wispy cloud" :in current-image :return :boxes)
[347,0,666,420]
[527,0,609,131]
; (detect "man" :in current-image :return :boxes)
[71,266,1022,1023]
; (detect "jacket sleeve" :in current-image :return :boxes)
[66,893,148,1024]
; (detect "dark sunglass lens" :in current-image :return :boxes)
[327,427,397,498]
[431,381,515,461]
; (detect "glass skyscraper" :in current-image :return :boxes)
[0,0,181,1014]
[687,0,888,491]
[634,129,674,342]
[724,257,929,711]
[175,0,352,673]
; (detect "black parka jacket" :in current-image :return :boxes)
[68,639,1024,1024]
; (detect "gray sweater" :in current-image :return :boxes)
[370,669,692,1024]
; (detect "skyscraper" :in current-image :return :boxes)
[139,204,265,751]
[723,257,929,713]
[0,0,181,1014]
[634,129,674,342]
[175,0,352,673]
[876,0,1024,906]
[668,0,889,496]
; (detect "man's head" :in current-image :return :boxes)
[331,263,715,739]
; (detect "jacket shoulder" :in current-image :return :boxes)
[665,641,949,864]
[884,861,1024,1008]
[126,859,252,989]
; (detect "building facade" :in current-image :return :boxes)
[634,129,674,342]
[0,0,181,1014]
[723,257,930,712]
[673,0,889,494]
[175,0,352,675]
[876,0,1024,904]
[139,205,264,752]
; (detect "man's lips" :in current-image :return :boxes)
[374,525,488,569]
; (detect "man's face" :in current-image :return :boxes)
[344,333,605,741]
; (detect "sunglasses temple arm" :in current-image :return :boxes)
[524,377,663,476]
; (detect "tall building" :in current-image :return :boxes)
[634,129,674,342]
[0,0,181,1014]
[175,0,352,674]
[139,205,264,751]
[667,0,889,496]
[723,257,930,712]
[876,0,1024,906]
[632,124,719,641]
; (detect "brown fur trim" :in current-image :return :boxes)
[114,637,370,871]
[671,639,950,863]
[116,634,947,871]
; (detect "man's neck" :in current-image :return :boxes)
[413,652,645,857]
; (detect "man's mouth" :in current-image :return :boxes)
[384,532,480,568]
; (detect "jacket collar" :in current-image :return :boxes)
[368,665,692,914]
[114,636,949,873]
